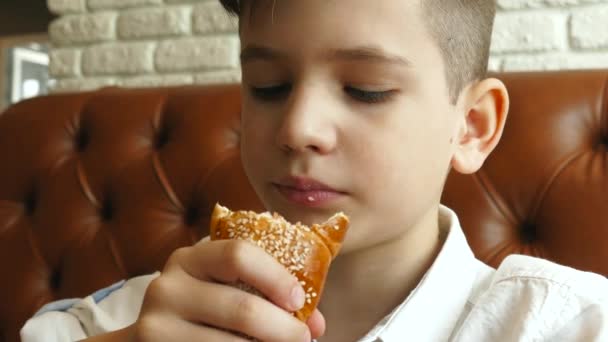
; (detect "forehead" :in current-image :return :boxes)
[239,0,439,65]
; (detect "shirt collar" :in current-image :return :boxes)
[362,205,482,342]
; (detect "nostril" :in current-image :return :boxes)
[306,144,321,153]
[280,143,294,153]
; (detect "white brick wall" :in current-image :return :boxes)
[47,0,608,93]
[47,0,238,92]
[491,0,608,71]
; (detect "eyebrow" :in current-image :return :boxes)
[328,46,412,67]
[240,45,412,67]
[240,45,285,64]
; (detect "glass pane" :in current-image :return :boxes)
[8,44,50,103]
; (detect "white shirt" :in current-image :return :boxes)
[21,206,608,341]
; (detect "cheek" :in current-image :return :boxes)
[352,108,453,211]
[240,111,275,182]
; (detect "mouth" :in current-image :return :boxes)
[272,176,347,207]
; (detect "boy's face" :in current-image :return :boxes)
[239,0,463,253]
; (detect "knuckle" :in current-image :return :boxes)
[165,247,189,268]
[133,316,162,341]
[221,240,251,272]
[231,294,261,331]
[145,276,175,301]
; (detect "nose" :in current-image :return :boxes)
[275,85,337,155]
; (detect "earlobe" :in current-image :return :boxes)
[451,78,509,174]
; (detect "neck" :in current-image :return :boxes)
[318,206,443,341]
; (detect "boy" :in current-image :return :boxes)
[22,0,608,341]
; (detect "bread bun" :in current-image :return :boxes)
[210,203,349,321]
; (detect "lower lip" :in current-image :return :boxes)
[273,184,345,207]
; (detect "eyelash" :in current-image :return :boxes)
[344,87,395,104]
[249,84,395,104]
[250,84,292,101]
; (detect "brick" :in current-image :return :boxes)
[570,5,608,49]
[120,74,194,87]
[491,12,566,53]
[49,13,116,46]
[193,2,238,34]
[498,0,606,10]
[82,42,155,75]
[165,0,207,3]
[49,49,81,77]
[194,69,241,85]
[118,6,191,39]
[87,0,162,11]
[47,0,86,14]
[502,52,608,71]
[155,36,240,72]
[51,77,117,93]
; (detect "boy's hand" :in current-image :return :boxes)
[130,238,326,341]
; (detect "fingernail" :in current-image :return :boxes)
[291,284,306,310]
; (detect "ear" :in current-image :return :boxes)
[451,78,509,174]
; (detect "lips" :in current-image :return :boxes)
[272,176,345,206]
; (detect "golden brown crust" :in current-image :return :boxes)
[209,203,349,322]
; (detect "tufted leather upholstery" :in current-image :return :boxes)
[443,71,608,274]
[0,71,606,341]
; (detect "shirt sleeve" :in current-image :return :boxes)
[548,301,608,341]
[20,272,159,342]
[452,255,608,342]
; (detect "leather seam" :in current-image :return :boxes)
[471,170,519,264]
[152,153,184,211]
[474,169,518,226]
[529,150,587,224]
[103,229,128,278]
[529,73,607,223]
[151,96,185,212]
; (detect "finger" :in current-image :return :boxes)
[307,309,326,339]
[168,240,305,312]
[135,314,250,342]
[155,272,311,342]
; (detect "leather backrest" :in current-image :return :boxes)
[443,71,608,275]
[1,70,607,341]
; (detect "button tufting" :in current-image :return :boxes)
[154,125,170,150]
[519,221,538,244]
[185,205,200,226]
[50,269,62,291]
[23,189,37,216]
[100,197,114,221]
[74,127,90,152]
[600,134,608,148]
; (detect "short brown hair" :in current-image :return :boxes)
[219,0,496,101]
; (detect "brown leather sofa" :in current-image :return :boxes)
[1,70,607,342]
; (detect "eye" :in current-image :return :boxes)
[345,87,395,104]
[249,84,292,101]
